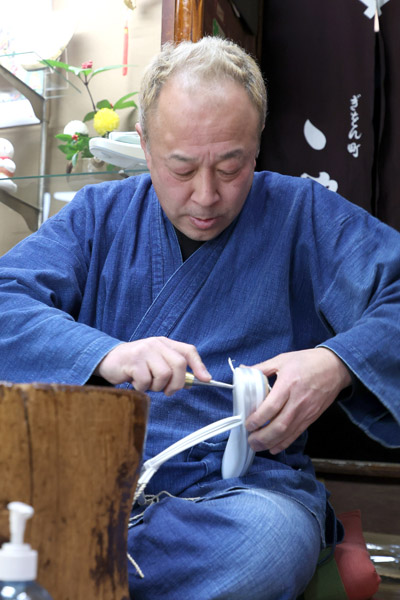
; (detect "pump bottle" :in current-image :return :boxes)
[0,502,53,599]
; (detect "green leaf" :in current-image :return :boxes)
[82,148,93,159]
[70,66,87,77]
[115,91,138,103]
[116,100,137,110]
[96,99,112,109]
[40,59,85,77]
[71,152,79,167]
[113,92,138,110]
[42,61,137,80]
[58,145,71,155]
[41,58,71,70]
[83,111,96,122]
[55,134,72,141]
[75,136,89,152]
[90,65,127,76]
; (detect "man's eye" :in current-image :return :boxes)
[181,171,194,177]
[173,170,194,178]
[218,168,239,177]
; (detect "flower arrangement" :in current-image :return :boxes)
[43,59,137,170]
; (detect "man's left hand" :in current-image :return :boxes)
[246,348,352,454]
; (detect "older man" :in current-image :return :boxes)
[0,38,399,598]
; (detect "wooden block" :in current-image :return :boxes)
[0,382,149,600]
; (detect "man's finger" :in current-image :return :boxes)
[245,381,288,432]
[163,338,211,382]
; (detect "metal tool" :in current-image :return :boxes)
[131,367,269,507]
[184,372,234,390]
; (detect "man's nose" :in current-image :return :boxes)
[192,170,219,206]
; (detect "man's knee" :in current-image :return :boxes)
[208,489,321,598]
[127,489,321,599]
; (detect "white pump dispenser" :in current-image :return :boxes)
[0,502,53,600]
[0,502,37,581]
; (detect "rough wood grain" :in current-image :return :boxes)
[0,383,149,600]
[162,0,204,43]
[161,0,262,58]
[175,0,204,42]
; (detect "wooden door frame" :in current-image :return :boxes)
[161,0,263,62]
[162,0,204,44]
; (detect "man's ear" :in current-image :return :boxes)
[135,123,151,167]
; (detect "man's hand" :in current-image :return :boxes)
[94,336,211,394]
[246,348,352,454]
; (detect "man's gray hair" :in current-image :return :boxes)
[138,36,267,143]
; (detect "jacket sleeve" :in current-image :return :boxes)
[304,182,400,446]
[0,186,123,384]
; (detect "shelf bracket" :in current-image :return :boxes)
[0,188,39,232]
[0,63,46,122]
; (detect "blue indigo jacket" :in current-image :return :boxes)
[0,171,399,542]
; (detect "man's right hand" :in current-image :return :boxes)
[94,336,211,395]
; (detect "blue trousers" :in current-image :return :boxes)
[127,487,321,599]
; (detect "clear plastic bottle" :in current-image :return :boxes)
[0,502,54,599]
[0,581,53,599]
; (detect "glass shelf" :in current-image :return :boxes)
[0,51,51,231]
[0,62,45,126]
[0,166,147,231]
[7,166,146,182]
[0,51,109,231]
[0,50,144,233]
[0,51,70,127]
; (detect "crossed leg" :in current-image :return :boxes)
[128,487,321,600]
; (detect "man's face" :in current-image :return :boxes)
[136,76,261,241]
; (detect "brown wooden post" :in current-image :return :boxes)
[161,0,262,60]
[162,0,204,44]
[175,0,204,42]
[0,382,149,600]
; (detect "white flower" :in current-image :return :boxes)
[63,120,89,136]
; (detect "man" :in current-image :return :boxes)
[0,37,399,599]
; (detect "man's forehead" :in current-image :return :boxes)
[167,149,245,163]
[160,73,247,107]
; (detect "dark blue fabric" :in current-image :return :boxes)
[0,170,399,545]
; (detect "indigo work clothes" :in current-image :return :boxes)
[0,171,399,550]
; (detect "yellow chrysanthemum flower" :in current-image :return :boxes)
[93,108,120,136]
